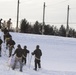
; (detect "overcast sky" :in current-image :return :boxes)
[0,0,76,28]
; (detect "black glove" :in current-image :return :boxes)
[31,52,34,55]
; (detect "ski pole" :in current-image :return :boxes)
[29,54,32,69]
[27,53,29,65]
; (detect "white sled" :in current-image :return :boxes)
[7,56,20,68]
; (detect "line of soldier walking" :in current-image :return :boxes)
[0,29,42,72]
[0,18,12,31]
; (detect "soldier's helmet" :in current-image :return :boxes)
[17,44,21,48]
[24,45,27,49]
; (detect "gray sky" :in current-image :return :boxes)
[0,0,76,29]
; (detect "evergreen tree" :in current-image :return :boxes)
[69,28,76,37]
[49,26,54,35]
[59,25,66,37]
[33,21,41,34]
[53,26,59,36]
[20,19,29,33]
[44,25,51,35]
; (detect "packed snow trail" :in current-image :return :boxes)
[0,32,76,75]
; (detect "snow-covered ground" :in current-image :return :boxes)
[0,32,76,75]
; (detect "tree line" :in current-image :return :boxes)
[19,18,76,38]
